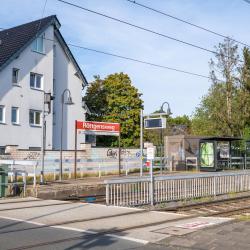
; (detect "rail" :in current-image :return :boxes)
[105,170,250,206]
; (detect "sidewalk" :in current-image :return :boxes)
[0,198,231,244]
[158,219,250,249]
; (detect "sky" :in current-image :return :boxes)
[1,0,250,117]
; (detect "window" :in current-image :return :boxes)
[12,68,19,85]
[11,107,19,124]
[0,106,5,123]
[29,110,41,126]
[32,34,44,53]
[30,73,43,90]
[0,146,6,154]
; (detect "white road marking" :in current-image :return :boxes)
[0,215,149,245]
[0,215,45,226]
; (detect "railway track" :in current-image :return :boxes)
[64,194,106,204]
[160,195,250,217]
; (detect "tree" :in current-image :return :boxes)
[84,73,143,147]
[209,38,240,136]
[192,83,232,136]
[191,40,250,138]
[238,48,250,138]
[83,75,107,121]
[191,38,250,137]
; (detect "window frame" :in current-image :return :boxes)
[29,110,42,127]
[30,72,43,90]
[32,33,45,54]
[11,107,19,125]
[12,68,20,85]
[0,106,6,124]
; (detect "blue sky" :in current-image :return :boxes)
[1,0,250,116]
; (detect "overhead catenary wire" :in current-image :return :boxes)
[56,0,243,63]
[36,0,48,34]
[47,36,224,82]
[67,42,215,80]
[0,23,224,82]
[126,0,250,49]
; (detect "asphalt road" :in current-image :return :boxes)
[0,218,162,250]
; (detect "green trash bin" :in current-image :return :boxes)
[0,165,8,197]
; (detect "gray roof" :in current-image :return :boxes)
[0,15,87,86]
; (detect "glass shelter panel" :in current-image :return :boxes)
[200,142,214,168]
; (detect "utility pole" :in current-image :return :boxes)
[40,93,46,184]
[140,109,143,176]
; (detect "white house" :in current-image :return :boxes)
[0,15,88,150]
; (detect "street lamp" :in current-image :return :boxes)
[159,102,172,116]
[60,89,74,181]
[159,102,172,174]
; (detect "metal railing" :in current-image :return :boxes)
[105,171,250,206]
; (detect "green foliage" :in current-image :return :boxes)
[83,75,107,121]
[84,73,143,147]
[191,39,250,137]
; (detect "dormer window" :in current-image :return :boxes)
[32,33,45,53]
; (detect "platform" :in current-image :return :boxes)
[0,197,231,244]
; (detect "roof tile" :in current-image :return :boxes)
[0,15,57,68]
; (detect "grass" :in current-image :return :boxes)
[189,196,214,203]
[235,214,250,221]
[228,191,237,198]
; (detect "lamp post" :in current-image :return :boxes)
[159,102,172,174]
[60,89,74,181]
[40,92,54,184]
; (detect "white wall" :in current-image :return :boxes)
[52,35,85,150]
[0,24,86,150]
[0,26,54,149]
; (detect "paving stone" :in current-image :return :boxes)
[216,230,230,235]
[159,220,250,250]
[169,238,197,248]
[154,226,195,236]
[232,227,244,232]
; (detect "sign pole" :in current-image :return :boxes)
[147,147,155,206]
[140,109,143,177]
[150,159,154,206]
[160,127,163,175]
[118,134,121,176]
[74,120,77,179]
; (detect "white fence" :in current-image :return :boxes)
[0,158,144,184]
[105,171,250,206]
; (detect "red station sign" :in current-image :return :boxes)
[76,121,120,136]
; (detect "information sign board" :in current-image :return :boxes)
[147,147,155,160]
[144,118,166,129]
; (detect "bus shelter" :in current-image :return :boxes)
[199,137,244,171]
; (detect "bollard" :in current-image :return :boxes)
[54,169,56,181]
[125,161,128,176]
[23,172,27,197]
[106,184,110,205]
[99,163,101,178]
[33,165,37,188]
